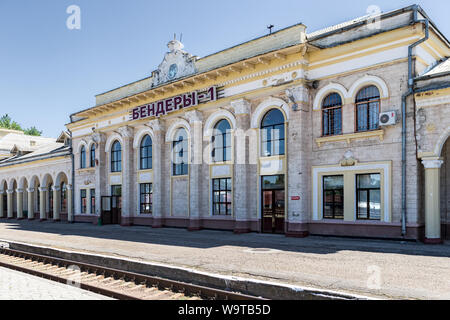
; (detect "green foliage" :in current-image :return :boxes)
[23,127,43,137]
[0,114,42,136]
[0,114,22,131]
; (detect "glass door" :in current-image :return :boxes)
[261,175,285,234]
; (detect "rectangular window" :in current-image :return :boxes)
[80,189,87,214]
[90,189,95,215]
[323,108,342,136]
[212,178,232,216]
[140,183,153,214]
[323,176,344,220]
[356,174,381,220]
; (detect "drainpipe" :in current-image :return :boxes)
[401,5,429,237]
[68,129,75,223]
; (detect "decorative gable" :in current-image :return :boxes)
[152,39,197,87]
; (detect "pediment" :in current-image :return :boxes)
[152,40,197,87]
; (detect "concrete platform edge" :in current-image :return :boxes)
[0,238,373,300]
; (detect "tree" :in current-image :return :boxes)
[0,114,42,136]
[23,127,42,137]
[0,114,22,131]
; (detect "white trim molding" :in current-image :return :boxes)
[422,159,444,169]
[313,83,349,110]
[434,126,450,157]
[165,119,191,143]
[105,133,124,152]
[251,97,289,129]
[133,127,156,149]
[348,75,389,100]
[204,109,236,138]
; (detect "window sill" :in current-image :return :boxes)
[172,174,188,178]
[77,168,95,173]
[316,130,384,147]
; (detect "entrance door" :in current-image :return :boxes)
[111,185,122,225]
[101,195,121,225]
[261,175,285,234]
[111,196,121,225]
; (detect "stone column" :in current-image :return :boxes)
[231,98,252,233]
[150,120,165,228]
[39,187,47,221]
[186,111,203,231]
[67,185,74,223]
[285,85,310,238]
[0,190,4,218]
[27,188,35,220]
[422,158,444,244]
[7,189,14,219]
[92,133,106,217]
[118,126,134,226]
[52,186,61,222]
[16,188,24,220]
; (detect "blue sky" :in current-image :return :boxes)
[0,0,449,138]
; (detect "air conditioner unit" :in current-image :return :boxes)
[379,111,397,126]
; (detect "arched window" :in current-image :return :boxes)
[212,120,231,162]
[80,146,86,169]
[90,144,96,167]
[322,93,342,136]
[140,135,153,170]
[261,109,285,157]
[172,128,188,176]
[356,85,380,132]
[111,141,122,173]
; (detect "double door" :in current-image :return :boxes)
[261,175,285,234]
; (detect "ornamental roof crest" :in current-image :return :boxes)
[152,38,197,87]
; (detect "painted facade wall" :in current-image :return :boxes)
[1,6,449,242]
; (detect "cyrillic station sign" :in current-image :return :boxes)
[130,86,217,120]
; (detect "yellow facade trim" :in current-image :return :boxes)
[316,130,384,147]
[308,37,419,71]
[0,156,68,171]
[415,87,450,100]
[312,161,392,223]
[308,25,419,63]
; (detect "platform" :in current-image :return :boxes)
[0,220,448,300]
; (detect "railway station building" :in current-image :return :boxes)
[0,5,449,243]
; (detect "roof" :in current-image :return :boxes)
[307,14,374,39]
[0,133,55,153]
[0,143,69,166]
[71,4,450,119]
[0,130,70,167]
[421,58,450,78]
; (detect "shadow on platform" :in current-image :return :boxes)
[0,218,449,258]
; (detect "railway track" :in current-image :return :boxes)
[0,248,265,301]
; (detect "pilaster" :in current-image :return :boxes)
[286,84,310,238]
[185,111,203,231]
[150,120,165,228]
[422,158,444,244]
[231,98,252,233]
[118,126,134,226]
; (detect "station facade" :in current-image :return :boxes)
[1,5,449,243]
